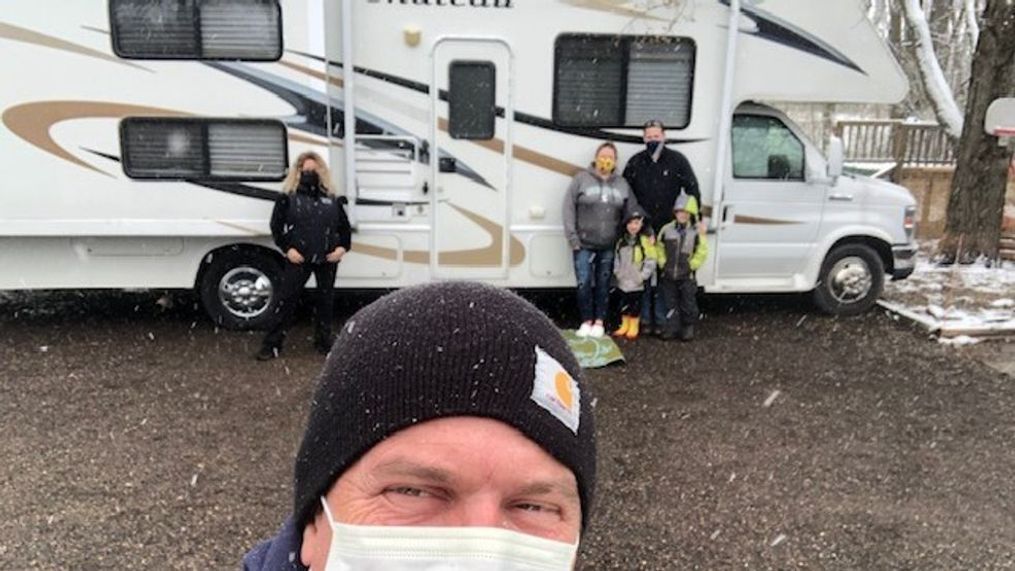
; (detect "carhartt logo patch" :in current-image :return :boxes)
[531,346,580,433]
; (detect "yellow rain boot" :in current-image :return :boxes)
[625,317,641,340]
[612,315,631,337]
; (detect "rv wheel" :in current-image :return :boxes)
[812,244,885,316]
[199,249,282,330]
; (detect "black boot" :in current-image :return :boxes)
[256,344,280,361]
[679,326,694,342]
[314,334,335,355]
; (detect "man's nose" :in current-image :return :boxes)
[449,498,512,530]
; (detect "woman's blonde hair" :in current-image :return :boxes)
[282,151,336,195]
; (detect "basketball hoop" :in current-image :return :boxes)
[985,99,1015,148]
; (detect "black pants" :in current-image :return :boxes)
[617,290,643,318]
[659,276,698,336]
[262,261,337,349]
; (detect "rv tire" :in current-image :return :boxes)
[198,249,283,331]
[812,243,884,316]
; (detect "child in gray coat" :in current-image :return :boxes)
[612,209,659,340]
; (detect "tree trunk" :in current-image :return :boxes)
[937,0,1015,263]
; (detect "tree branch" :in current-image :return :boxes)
[901,0,965,141]
[964,0,980,47]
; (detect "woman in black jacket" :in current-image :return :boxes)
[257,151,351,360]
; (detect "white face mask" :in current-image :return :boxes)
[318,497,579,571]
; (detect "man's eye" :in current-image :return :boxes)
[514,503,557,514]
[388,486,428,497]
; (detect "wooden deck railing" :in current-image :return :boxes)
[834,120,956,169]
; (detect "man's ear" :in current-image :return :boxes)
[300,509,328,569]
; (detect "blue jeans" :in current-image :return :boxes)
[573,248,614,322]
[641,282,668,326]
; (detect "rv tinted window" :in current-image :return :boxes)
[110,0,282,60]
[554,36,625,126]
[121,119,288,181]
[448,61,497,140]
[731,115,805,181]
[554,35,695,128]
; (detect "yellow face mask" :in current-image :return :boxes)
[595,157,615,172]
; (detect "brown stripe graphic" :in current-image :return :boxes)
[733,215,801,225]
[362,204,525,267]
[0,22,150,72]
[2,101,190,177]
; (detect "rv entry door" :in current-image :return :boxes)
[429,38,513,280]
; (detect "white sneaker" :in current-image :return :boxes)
[588,322,605,338]
[576,322,592,338]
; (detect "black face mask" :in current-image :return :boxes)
[299,170,320,189]
[646,141,663,155]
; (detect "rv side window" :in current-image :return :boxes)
[120,118,288,181]
[448,61,497,140]
[553,35,695,129]
[731,115,805,181]
[110,0,282,61]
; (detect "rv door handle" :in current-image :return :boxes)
[422,181,429,195]
[829,193,854,202]
[721,204,734,227]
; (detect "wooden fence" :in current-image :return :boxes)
[834,120,956,175]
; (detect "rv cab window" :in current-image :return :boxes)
[110,0,282,61]
[731,115,805,181]
[448,61,497,140]
[553,35,695,129]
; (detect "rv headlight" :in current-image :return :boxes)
[903,205,917,241]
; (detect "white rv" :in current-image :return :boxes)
[1,0,917,328]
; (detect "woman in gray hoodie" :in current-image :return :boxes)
[563,142,640,338]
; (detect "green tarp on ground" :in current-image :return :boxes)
[559,330,625,369]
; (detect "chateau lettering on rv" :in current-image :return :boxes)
[367,0,513,7]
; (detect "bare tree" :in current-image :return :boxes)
[938,0,1015,262]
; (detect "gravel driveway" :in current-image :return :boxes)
[1,291,1012,569]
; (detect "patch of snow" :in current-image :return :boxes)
[884,251,1015,338]
[939,335,981,346]
[763,390,781,408]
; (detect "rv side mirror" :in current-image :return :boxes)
[827,136,844,179]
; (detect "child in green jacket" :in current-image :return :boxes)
[656,192,708,341]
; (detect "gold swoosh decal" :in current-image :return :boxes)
[4,100,327,176]
[354,204,525,267]
[558,0,668,22]
[3,101,191,177]
[0,22,150,72]
[734,215,802,225]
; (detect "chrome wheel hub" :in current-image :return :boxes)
[828,256,873,304]
[218,267,273,319]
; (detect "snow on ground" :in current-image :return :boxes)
[883,248,1015,343]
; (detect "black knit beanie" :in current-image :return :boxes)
[292,281,597,531]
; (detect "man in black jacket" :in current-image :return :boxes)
[622,119,700,336]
